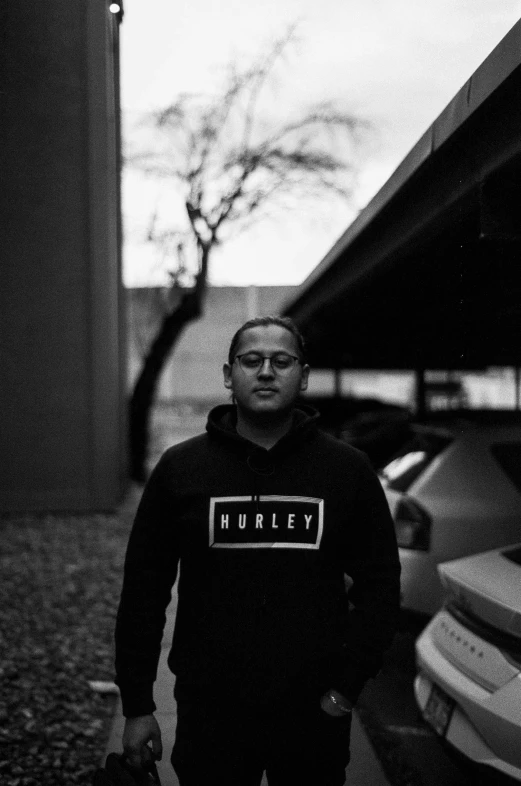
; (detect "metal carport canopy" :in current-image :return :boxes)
[282,20,521,372]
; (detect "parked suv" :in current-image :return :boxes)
[379,414,521,614]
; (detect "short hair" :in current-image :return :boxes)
[227,315,307,364]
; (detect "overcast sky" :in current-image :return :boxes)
[121,0,521,287]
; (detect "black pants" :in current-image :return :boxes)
[171,687,352,786]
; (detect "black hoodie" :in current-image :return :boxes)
[115,404,401,718]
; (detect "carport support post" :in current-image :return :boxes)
[415,369,426,416]
[333,368,343,438]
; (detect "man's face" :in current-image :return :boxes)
[223,325,310,418]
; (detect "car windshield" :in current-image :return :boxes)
[379,430,453,492]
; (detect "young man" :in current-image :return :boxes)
[115,316,401,786]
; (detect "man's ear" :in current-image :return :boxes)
[300,364,310,392]
[223,363,233,390]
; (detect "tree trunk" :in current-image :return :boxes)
[129,288,203,482]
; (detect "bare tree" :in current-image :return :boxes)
[128,30,367,481]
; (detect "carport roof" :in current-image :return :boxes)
[282,20,521,371]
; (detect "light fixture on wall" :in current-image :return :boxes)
[109,3,121,13]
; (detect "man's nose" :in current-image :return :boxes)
[258,358,275,377]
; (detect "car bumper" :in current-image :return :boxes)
[415,615,521,780]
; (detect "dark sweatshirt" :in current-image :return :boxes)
[115,404,401,718]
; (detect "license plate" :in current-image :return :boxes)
[423,684,455,737]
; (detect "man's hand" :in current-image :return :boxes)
[320,689,353,717]
[122,714,163,769]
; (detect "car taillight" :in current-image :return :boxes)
[394,497,432,550]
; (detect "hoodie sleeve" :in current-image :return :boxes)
[335,454,401,705]
[115,454,180,718]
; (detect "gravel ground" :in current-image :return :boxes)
[0,405,206,786]
[0,494,140,786]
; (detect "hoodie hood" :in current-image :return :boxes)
[206,404,320,494]
[206,404,321,502]
[206,403,320,455]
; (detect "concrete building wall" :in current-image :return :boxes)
[0,1,125,512]
[128,286,297,404]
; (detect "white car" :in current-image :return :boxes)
[379,419,521,614]
[415,545,521,781]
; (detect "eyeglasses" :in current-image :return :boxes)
[234,352,302,375]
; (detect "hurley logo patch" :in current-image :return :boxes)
[209,495,324,549]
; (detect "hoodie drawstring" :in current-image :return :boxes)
[247,451,274,514]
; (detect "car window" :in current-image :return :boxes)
[490,443,521,493]
[503,545,521,566]
[379,431,453,492]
